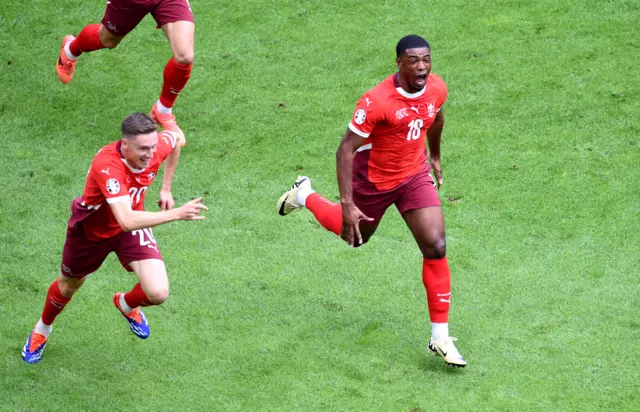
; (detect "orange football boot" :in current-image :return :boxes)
[56,35,77,84]
[113,292,150,339]
[150,104,186,146]
[22,331,48,364]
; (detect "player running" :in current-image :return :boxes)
[22,112,207,364]
[277,35,467,367]
[55,0,195,143]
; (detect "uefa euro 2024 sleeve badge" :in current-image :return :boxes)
[106,178,121,195]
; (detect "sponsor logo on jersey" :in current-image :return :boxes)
[365,97,372,107]
[410,106,420,114]
[106,178,120,195]
[395,108,408,120]
[354,109,366,125]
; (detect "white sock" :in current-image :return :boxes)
[431,322,449,342]
[156,100,172,114]
[34,319,53,338]
[64,42,80,61]
[296,186,314,207]
[119,294,134,314]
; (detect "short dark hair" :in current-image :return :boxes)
[396,35,430,57]
[121,112,157,139]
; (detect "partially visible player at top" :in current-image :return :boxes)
[277,35,467,367]
[55,0,194,143]
[22,112,207,364]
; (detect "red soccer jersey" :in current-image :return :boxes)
[68,131,178,241]
[349,73,448,191]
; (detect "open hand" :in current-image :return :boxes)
[176,198,208,220]
[340,203,374,247]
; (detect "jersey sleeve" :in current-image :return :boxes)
[156,131,178,162]
[435,76,448,111]
[347,92,385,138]
[91,158,130,205]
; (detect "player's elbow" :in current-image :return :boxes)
[335,142,351,161]
[118,220,133,233]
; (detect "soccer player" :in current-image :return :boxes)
[55,0,194,142]
[22,112,207,364]
[277,35,467,367]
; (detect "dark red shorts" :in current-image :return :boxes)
[61,225,163,279]
[353,166,441,223]
[101,0,194,36]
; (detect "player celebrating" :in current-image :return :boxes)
[277,35,466,367]
[55,0,195,142]
[22,113,207,364]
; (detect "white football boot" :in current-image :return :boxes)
[428,337,467,367]
[277,176,311,216]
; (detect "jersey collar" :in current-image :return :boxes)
[394,73,426,99]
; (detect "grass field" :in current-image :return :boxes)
[1,0,639,410]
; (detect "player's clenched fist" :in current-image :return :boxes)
[175,198,208,220]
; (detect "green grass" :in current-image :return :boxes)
[1,0,640,410]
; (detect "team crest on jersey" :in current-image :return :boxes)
[148,172,156,181]
[354,109,366,125]
[106,178,120,195]
[428,103,435,118]
[395,108,409,120]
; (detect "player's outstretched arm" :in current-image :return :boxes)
[427,110,445,189]
[110,198,207,232]
[336,129,373,247]
[158,140,182,210]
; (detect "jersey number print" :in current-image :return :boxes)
[407,119,424,140]
[129,186,148,206]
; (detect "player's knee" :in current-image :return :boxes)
[101,38,120,49]
[145,287,169,305]
[57,276,83,297]
[173,51,194,65]
[423,237,446,259]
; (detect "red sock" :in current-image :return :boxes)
[306,193,342,236]
[159,57,192,108]
[41,280,72,325]
[68,24,105,57]
[422,257,451,323]
[124,283,152,308]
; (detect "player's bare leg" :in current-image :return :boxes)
[22,275,86,364]
[403,206,467,367]
[113,259,169,339]
[56,24,122,84]
[98,25,125,49]
[150,21,194,145]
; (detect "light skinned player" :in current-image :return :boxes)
[55,0,195,143]
[22,112,207,364]
[277,35,466,367]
